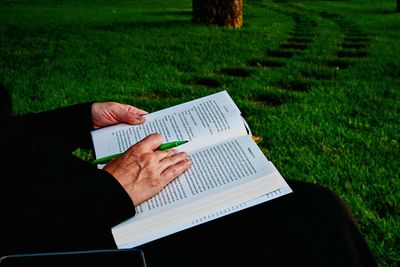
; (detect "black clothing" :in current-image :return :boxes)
[0,87,377,266]
[1,102,135,256]
[140,179,378,267]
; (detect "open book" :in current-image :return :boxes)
[91,90,292,248]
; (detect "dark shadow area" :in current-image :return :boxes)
[0,83,12,124]
[193,77,221,88]
[217,67,252,78]
[319,11,341,19]
[324,59,354,69]
[343,37,371,43]
[251,93,285,107]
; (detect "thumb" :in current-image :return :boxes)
[116,105,146,124]
[123,110,146,124]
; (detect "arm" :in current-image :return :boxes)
[9,103,95,152]
[8,102,148,152]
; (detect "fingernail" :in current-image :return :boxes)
[135,115,145,122]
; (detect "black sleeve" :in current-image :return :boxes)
[1,105,136,256]
[9,102,95,152]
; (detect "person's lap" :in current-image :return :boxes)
[139,180,377,267]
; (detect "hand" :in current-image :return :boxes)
[91,102,148,129]
[103,133,192,205]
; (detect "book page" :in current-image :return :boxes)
[91,91,248,159]
[129,135,278,217]
[112,135,283,247]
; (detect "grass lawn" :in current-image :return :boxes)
[0,0,399,265]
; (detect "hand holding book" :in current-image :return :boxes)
[100,133,192,206]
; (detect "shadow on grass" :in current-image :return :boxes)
[251,92,286,107]
[217,67,252,78]
[192,77,221,88]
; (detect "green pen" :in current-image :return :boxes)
[92,140,189,165]
[158,140,188,150]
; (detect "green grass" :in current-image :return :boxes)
[0,0,399,265]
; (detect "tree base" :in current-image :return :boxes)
[192,0,243,29]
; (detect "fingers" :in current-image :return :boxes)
[134,133,164,151]
[91,102,148,128]
[105,134,192,205]
[161,156,192,182]
[158,149,189,170]
[131,134,190,169]
[156,149,192,184]
[124,112,145,124]
[128,105,148,116]
[117,104,148,125]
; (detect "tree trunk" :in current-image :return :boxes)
[397,0,400,12]
[192,0,243,29]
